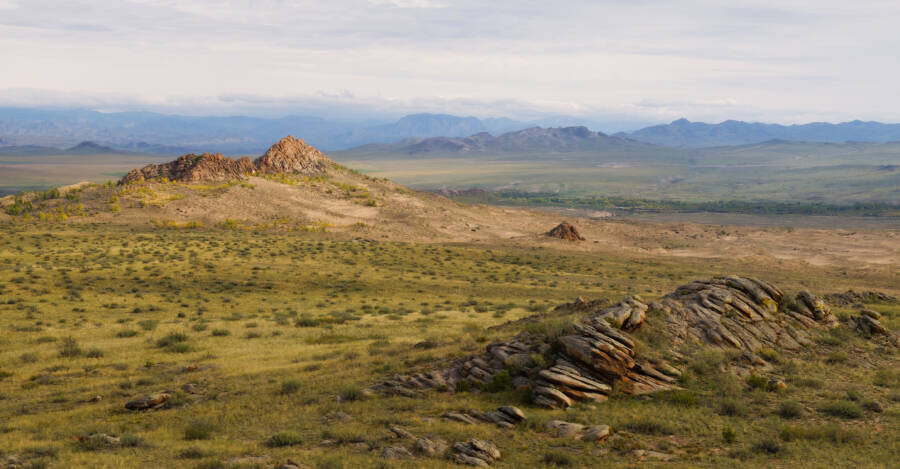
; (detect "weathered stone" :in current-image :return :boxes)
[125,392,169,411]
[414,437,448,456]
[497,406,526,422]
[388,425,415,439]
[449,439,501,466]
[547,221,585,241]
[381,446,412,459]
[443,412,478,425]
[581,425,611,442]
[182,383,203,394]
[546,420,585,439]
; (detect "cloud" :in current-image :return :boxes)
[1,1,899,123]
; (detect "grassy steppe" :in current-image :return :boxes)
[0,222,897,468]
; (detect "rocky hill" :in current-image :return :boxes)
[120,136,332,183]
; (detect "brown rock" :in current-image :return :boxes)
[546,420,585,439]
[254,136,329,176]
[582,425,611,442]
[381,446,412,459]
[125,392,170,411]
[121,153,255,184]
[449,439,501,466]
[547,222,586,241]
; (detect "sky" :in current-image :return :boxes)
[1,0,899,125]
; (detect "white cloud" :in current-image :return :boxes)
[1,0,899,123]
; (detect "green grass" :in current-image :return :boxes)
[0,222,896,467]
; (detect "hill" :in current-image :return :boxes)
[0,141,125,156]
[618,118,900,147]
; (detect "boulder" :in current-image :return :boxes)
[449,439,501,467]
[381,446,412,459]
[546,420,585,439]
[547,222,586,241]
[414,437,448,457]
[125,392,170,411]
[582,425,612,442]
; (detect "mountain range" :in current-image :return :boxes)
[3,106,900,155]
[0,141,121,156]
[616,118,900,147]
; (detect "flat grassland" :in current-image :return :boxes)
[0,221,898,468]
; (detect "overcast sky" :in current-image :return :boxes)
[1,0,899,124]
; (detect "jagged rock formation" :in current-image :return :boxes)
[441,406,526,429]
[370,276,883,409]
[121,153,255,183]
[120,136,331,184]
[449,439,501,467]
[254,135,329,175]
[547,221,585,241]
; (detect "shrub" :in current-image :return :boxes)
[58,337,83,358]
[338,385,364,402]
[295,317,320,327]
[621,418,675,435]
[745,374,768,390]
[266,431,304,447]
[482,370,512,393]
[138,320,159,331]
[751,438,782,455]
[820,400,863,419]
[184,421,216,440]
[757,347,781,364]
[156,332,189,348]
[776,400,805,419]
[20,353,39,363]
[281,378,301,395]
[117,329,139,338]
[722,426,737,443]
[86,348,104,358]
[780,424,858,443]
[177,447,211,459]
[211,329,230,337]
[541,451,574,466]
[660,389,697,407]
[718,399,749,417]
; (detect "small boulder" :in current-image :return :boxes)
[449,439,501,467]
[581,425,611,442]
[547,222,586,241]
[414,437,448,457]
[381,446,412,459]
[125,392,170,411]
[546,420,585,439]
[388,425,415,439]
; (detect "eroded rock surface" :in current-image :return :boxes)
[370,276,893,409]
[120,136,331,184]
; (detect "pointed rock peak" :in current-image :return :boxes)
[254,135,331,175]
[547,221,585,241]
[671,118,691,125]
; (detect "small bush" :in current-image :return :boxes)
[266,431,304,447]
[541,451,574,466]
[482,370,512,393]
[776,400,805,419]
[751,438,782,455]
[184,421,216,440]
[156,332,189,348]
[20,352,39,363]
[86,348,104,358]
[117,329,139,338]
[722,426,737,443]
[718,399,749,417]
[211,329,230,337]
[780,424,858,443]
[338,385,364,402]
[820,400,863,419]
[281,378,302,395]
[138,320,159,331]
[58,337,83,358]
[745,374,768,390]
[757,347,781,364]
[177,447,211,459]
[621,418,675,435]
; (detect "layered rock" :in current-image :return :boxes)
[370,276,884,410]
[547,221,585,241]
[121,153,254,184]
[120,136,331,184]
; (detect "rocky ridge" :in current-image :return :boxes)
[369,276,891,409]
[120,136,331,184]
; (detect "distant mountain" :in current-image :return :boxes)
[0,108,530,154]
[346,126,655,155]
[617,119,900,147]
[0,141,125,156]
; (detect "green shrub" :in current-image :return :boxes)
[482,370,512,393]
[266,431,304,447]
[58,337,82,358]
[746,374,768,390]
[722,426,737,443]
[177,447,211,459]
[184,421,216,440]
[156,332,189,348]
[780,424,858,443]
[820,400,863,419]
[117,329,139,338]
[338,385,364,402]
[718,399,749,417]
[541,451,574,466]
[776,400,805,419]
[211,329,230,336]
[751,438,782,455]
[281,378,301,395]
[621,418,675,435]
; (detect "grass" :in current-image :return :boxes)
[0,223,895,467]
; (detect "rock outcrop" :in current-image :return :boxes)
[370,276,884,410]
[120,136,331,184]
[547,221,585,241]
